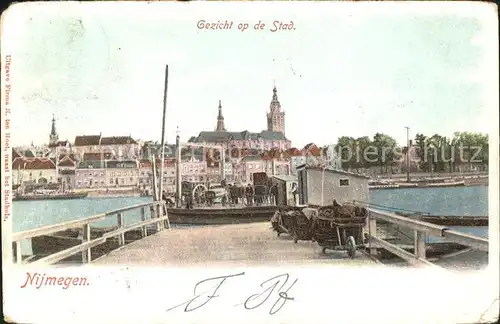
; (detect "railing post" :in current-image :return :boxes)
[156,202,163,231]
[368,214,377,255]
[413,215,426,260]
[140,207,147,238]
[15,241,22,264]
[82,224,91,263]
[164,202,171,229]
[414,230,426,260]
[117,212,125,246]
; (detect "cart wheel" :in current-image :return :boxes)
[322,247,327,254]
[346,236,356,259]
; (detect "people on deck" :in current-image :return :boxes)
[245,184,254,206]
[270,185,279,205]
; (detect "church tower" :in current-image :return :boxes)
[266,85,285,134]
[216,100,226,132]
[49,114,58,145]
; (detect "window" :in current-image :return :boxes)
[109,179,113,184]
[340,179,350,186]
[130,177,133,182]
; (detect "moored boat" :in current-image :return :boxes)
[166,205,283,225]
[13,192,89,201]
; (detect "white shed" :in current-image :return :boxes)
[271,175,298,206]
[296,165,370,206]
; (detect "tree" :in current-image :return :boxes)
[414,133,428,171]
[372,133,398,174]
[452,132,488,172]
[353,136,373,170]
[426,134,448,172]
[335,136,356,170]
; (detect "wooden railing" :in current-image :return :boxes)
[366,208,488,267]
[12,201,170,265]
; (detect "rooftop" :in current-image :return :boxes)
[12,157,56,170]
[298,165,371,179]
[272,175,298,182]
[189,130,289,143]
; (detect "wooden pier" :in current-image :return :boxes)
[93,222,376,266]
[10,202,488,269]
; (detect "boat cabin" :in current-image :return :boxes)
[270,175,298,206]
[296,165,370,206]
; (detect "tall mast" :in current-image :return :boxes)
[159,65,169,200]
[405,126,410,183]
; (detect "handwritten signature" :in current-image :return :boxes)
[166,272,298,315]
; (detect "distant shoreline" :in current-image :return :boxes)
[369,182,488,190]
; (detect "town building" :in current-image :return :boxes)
[138,159,177,193]
[296,165,370,206]
[82,152,114,161]
[73,134,140,160]
[187,86,292,152]
[181,160,208,183]
[290,156,307,175]
[56,154,77,190]
[100,136,141,160]
[235,155,290,184]
[138,160,154,189]
[12,157,57,185]
[14,144,51,159]
[75,161,106,188]
[140,141,176,160]
[104,160,139,187]
[73,135,102,156]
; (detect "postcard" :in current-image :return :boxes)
[1,1,499,323]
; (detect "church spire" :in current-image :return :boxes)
[216,100,226,132]
[266,85,285,134]
[269,85,281,113]
[49,114,59,145]
[51,114,57,136]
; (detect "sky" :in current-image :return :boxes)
[2,2,498,148]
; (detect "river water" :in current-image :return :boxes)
[13,186,489,254]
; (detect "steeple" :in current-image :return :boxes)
[49,114,58,145]
[269,85,282,113]
[216,100,226,132]
[266,85,285,134]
